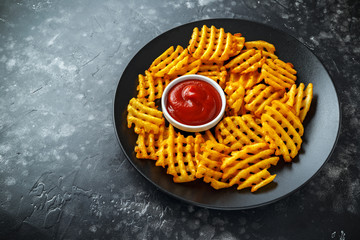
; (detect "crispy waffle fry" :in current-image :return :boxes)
[260,59,297,90]
[221,143,279,192]
[282,83,313,122]
[203,130,218,143]
[224,81,245,116]
[155,125,203,182]
[298,83,313,122]
[167,57,202,78]
[238,168,277,192]
[188,25,242,62]
[149,46,190,77]
[280,84,297,105]
[225,49,266,74]
[227,70,262,90]
[197,61,228,89]
[127,98,164,134]
[244,84,285,117]
[135,125,164,160]
[153,125,169,167]
[244,40,278,60]
[261,100,303,162]
[215,115,266,151]
[196,140,232,189]
[137,70,170,102]
[230,33,246,56]
[245,40,276,53]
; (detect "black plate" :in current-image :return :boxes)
[113,19,340,210]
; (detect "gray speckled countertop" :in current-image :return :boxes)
[0,0,359,239]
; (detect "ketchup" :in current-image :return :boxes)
[166,80,222,126]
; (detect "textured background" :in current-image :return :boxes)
[0,0,359,239]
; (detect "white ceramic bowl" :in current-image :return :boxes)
[161,74,226,132]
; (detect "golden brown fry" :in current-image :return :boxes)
[260,59,297,90]
[127,98,164,134]
[188,25,244,62]
[244,84,285,117]
[261,100,303,162]
[215,115,266,151]
[221,143,279,192]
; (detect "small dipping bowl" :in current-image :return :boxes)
[161,74,226,132]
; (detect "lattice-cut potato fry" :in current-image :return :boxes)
[261,100,304,162]
[221,143,271,170]
[298,83,313,122]
[282,83,313,122]
[154,125,172,168]
[155,125,202,183]
[221,143,279,192]
[244,84,285,117]
[215,115,266,151]
[193,133,205,165]
[137,70,170,102]
[167,133,197,183]
[238,169,277,192]
[135,124,165,160]
[243,40,278,59]
[167,57,202,79]
[227,70,262,90]
[225,49,266,74]
[260,59,297,90]
[197,61,228,89]
[280,84,297,105]
[245,40,276,53]
[188,25,243,62]
[149,45,190,77]
[196,140,232,189]
[230,33,246,56]
[202,130,218,143]
[224,81,245,116]
[127,98,164,134]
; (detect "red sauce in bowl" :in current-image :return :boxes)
[166,79,222,126]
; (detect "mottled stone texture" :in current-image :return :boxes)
[0,0,359,239]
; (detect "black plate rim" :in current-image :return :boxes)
[112,18,341,210]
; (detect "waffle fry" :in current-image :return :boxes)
[245,40,276,53]
[188,25,243,62]
[224,81,245,116]
[298,83,313,122]
[137,70,170,102]
[127,98,164,134]
[280,84,297,105]
[227,70,262,90]
[260,59,297,90]
[197,61,228,89]
[167,58,202,78]
[149,46,189,77]
[230,33,246,56]
[125,24,315,193]
[135,125,163,160]
[282,83,313,122]
[156,125,203,182]
[261,100,303,162]
[225,49,266,74]
[221,143,279,192]
[244,40,278,60]
[215,115,266,151]
[202,130,217,143]
[196,140,232,189]
[244,84,285,117]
